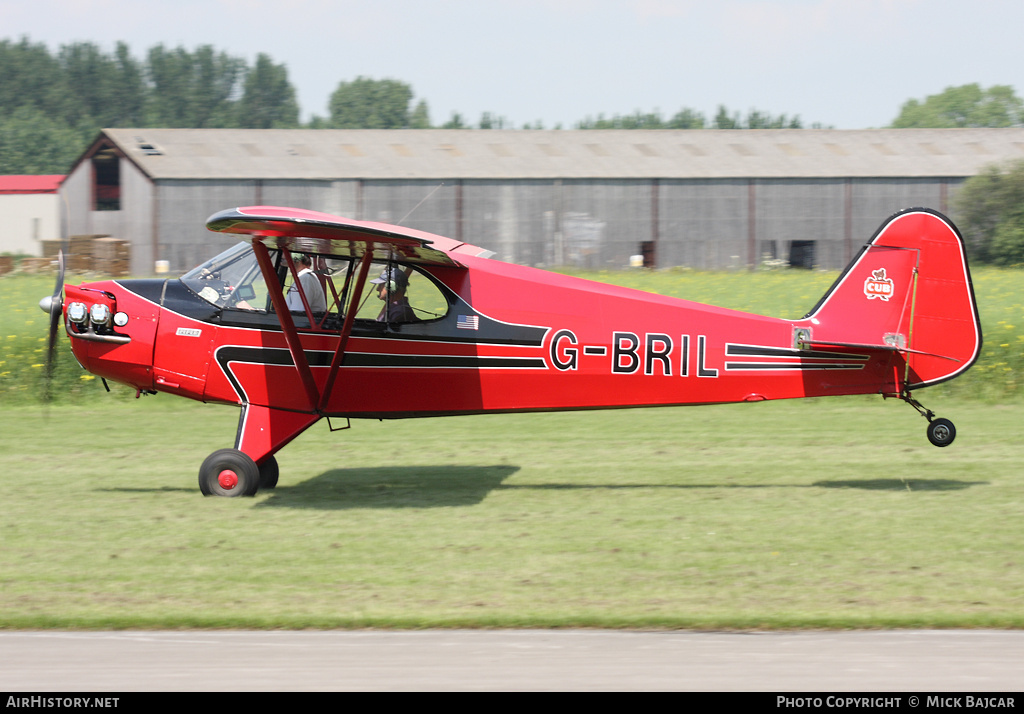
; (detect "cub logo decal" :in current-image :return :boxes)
[864,269,894,301]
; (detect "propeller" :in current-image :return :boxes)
[38,250,65,403]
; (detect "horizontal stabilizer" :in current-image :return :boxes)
[802,339,961,363]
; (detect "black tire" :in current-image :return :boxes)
[258,455,279,490]
[927,418,956,448]
[199,449,260,497]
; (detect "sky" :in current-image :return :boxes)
[3,0,1023,130]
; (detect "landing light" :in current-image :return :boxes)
[113,312,129,327]
[68,302,88,324]
[89,303,111,326]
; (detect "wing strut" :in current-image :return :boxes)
[318,250,374,413]
[253,241,320,412]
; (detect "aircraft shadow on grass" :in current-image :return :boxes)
[812,478,988,491]
[491,479,987,492]
[256,464,521,509]
[254,466,987,509]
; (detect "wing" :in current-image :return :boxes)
[205,206,487,267]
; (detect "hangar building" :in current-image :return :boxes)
[60,128,1024,274]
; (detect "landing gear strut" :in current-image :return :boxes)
[900,391,956,448]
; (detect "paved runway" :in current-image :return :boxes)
[2,630,1023,691]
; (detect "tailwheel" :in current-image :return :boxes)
[900,391,956,448]
[199,448,260,497]
[258,455,279,490]
[926,418,956,448]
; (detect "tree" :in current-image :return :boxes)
[440,112,466,129]
[409,100,431,129]
[714,105,741,129]
[954,159,1024,264]
[745,110,802,129]
[0,106,88,174]
[667,108,705,129]
[891,84,1024,128]
[328,77,414,128]
[58,41,147,129]
[479,112,510,129]
[109,42,147,127]
[0,37,72,123]
[237,54,299,128]
[145,44,246,127]
[713,106,801,130]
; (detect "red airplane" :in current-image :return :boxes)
[41,206,982,496]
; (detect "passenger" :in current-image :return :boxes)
[285,254,327,313]
[371,267,416,323]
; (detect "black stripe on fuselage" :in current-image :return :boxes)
[723,343,869,372]
[725,344,870,361]
[216,345,544,376]
[214,345,546,404]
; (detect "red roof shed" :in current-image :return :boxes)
[0,175,64,194]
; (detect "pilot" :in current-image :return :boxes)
[371,267,416,323]
[285,254,327,313]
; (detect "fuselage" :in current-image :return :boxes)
[64,252,898,420]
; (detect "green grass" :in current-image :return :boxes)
[1,396,1022,629]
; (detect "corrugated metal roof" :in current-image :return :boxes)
[100,128,1024,180]
[0,175,64,194]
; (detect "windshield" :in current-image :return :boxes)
[181,242,272,311]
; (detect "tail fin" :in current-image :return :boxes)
[800,208,981,389]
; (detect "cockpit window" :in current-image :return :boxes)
[347,262,449,323]
[181,243,450,328]
[181,242,272,311]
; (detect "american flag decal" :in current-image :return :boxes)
[457,314,480,330]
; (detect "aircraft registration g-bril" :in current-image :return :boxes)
[40,206,981,496]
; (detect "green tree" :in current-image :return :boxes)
[237,53,299,128]
[479,112,511,129]
[0,106,89,174]
[329,77,414,128]
[58,41,148,129]
[714,105,741,129]
[58,42,117,127]
[954,160,1024,264]
[712,106,801,130]
[667,108,705,129]
[0,37,72,123]
[990,217,1024,265]
[891,84,1024,128]
[409,100,431,129]
[745,109,802,129]
[109,42,147,126]
[576,110,665,129]
[441,111,466,129]
[145,44,246,127]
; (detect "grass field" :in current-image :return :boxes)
[1,396,1022,629]
[0,265,1021,629]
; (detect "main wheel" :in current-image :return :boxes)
[927,418,956,448]
[258,455,279,490]
[199,449,260,497]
